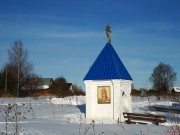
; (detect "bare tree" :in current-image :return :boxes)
[149,62,176,97]
[7,40,33,97]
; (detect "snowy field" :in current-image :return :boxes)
[0,96,179,135]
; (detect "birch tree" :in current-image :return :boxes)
[7,40,33,97]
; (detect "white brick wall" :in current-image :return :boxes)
[84,80,132,122]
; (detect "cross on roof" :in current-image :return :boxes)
[105,24,111,43]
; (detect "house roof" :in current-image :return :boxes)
[36,78,53,89]
[37,78,53,85]
[83,43,132,81]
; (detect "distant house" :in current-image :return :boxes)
[21,78,53,90]
[20,78,74,96]
[36,78,53,90]
[35,78,73,92]
[19,78,53,96]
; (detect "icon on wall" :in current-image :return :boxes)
[97,86,111,104]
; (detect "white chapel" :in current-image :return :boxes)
[83,25,133,122]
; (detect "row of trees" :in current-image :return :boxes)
[51,76,85,97]
[131,63,177,97]
[0,40,177,97]
[0,40,35,97]
[0,40,84,97]
[149,62,177,94]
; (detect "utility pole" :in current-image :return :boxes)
[5,67,7,92]
[17,48,21,98]
[17,63,20,98]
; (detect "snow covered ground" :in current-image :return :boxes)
[0,96,179,135]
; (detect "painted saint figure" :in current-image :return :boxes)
[98,86,110,104]
[101,87,108,103]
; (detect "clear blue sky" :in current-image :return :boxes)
[0,0,180,89]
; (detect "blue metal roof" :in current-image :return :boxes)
[83,43,132,81]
